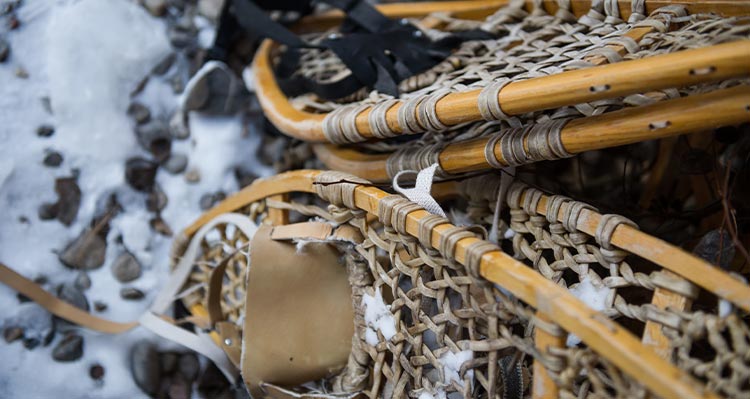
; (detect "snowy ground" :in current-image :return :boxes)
[0,0,270,396]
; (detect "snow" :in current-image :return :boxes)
[439,350,473,388]
[418,387,446,399]
[362,287,397,346]
[0,0,267,397]
[566,275,610,347]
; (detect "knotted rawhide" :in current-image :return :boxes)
[595,214,639,250]
[368,99,399,139]
[438,225,477,263]
[396,94,426,134]
[484,118,573,168]
[477,79,512,121]
[377,195,423,236]
[545,194,572,224]
[312,171,371,209]
[417,213,450,248]
[385,142,448,180]
[416,88,451,131]
[322,104,369,144]
[463,239,501,278]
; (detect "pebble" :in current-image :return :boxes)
[169,111,190,139]
[8,303,55,349]
[94,301,108,312]
[127,102,151,125]
[120,287,145,300]
[169,28,193,48]
[54,177,81,225]
[57,283,90,312]
[90,364,105,381]
[0,36,9,62]
[111,251,142,283]
[59,228,107,270]
[163,153,188,174]
[15,66,28,78]
[152,53,175,75]
[170,73,185,94]
[37,124,55,137]
[182,62,249,115]
[150,217,173,237]
[142,0,167,16]
[38,202,58,220]
[3,326,23,343]
[234,167,258,188]
[199,193,214,210]
[130,75,149,97]
[177,353,200,381]
[7,14,19,30]
[184,168,201,184]
[40,96,53,114]
[136,120,171,162]
[52,334,84,362]
[74,272,92,290]
[131,342,161,396]
[43,151,63,167]
[169,375,192,399]
[125,157,158,192]
[693,229,735,270]
[146,185,168,212]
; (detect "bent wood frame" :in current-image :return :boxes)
[181,170,750,399]
[253,0,750,143]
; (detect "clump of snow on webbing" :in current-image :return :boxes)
[418,387,447,399]
[566,274,610,347]
[439,350,474,388]
[362,287,397,345]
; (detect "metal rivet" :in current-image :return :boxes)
[224,338,232,346]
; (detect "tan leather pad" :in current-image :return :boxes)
[242,225,354,395]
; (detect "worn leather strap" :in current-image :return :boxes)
[270,222,363,244]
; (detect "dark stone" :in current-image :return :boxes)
[40,96,52,114]
[43,151,63,167]
[184,168,200,184]
[693,229,736,270]
[23,337,40,349]
[234,168,258,188]
[131,342,161,396]
[38,202,58,220]
[127,102,151,125]
[93,301,108,312]
[7,14,19,30]
[169,28,193,48]
[135,120,171,162]
[74,272,92,290]
[145,185,168,212]
[125,157,158,192]
[120,287,145,300]
[160,351,178,374]
[170,74,185,94]
[57,283,90,312]
[130,75,149,97]
[169,374,192,399]
[111,252,142,283]
[177,353,200,381]
[198,362,230,398]
[142,0,167,17]
[150,217,173,237]
[54,177,81,225]
[59,228,106,270]
[182,62,249,115]
[52,334,84,362]
[3,326,23,343]
[163,153,188,174]
[152,53,175,75]
[169,112,189,139]
[90,364,105,380]
[37,124,55,137]
[199,193,214,210]
[15,66,27,78]
[0,36,9,62]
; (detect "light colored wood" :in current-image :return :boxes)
[266,194,290,226]
[532,313,564,399]
[253,38,750,142]
[314,85,750,181]
[182,170,723,399]
[642,272,693,360]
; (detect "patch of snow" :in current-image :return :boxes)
[503,227,515,239]
[418,387,446,399]
[566,275,610,347]
[362,287,396,345]
[719,300,732,318]
[439,350,473,387]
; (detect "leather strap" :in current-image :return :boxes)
[270,222,363,244]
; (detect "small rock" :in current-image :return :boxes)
[163,153,188,174]
[131,342,161,396]
[127,102,151,125]
[8,303,55,348]
[93,301,108,312]
[170,73,185,94]
[43,151,63,167]
[90,364,105,381]
[3,326,23,343]
[160,351,179,374]
[183,62,249,115]
[125,157,158,192]
[57,283,90,312]
[169,28,193,48]
[184,168,201,184]
[74,272,92,290]
[59,229,106,270]
[40,96,52,114]
[169,374,192,399]
[121,287,145,300]
[111,252,142,283]
[136,120,171,162]
[52,334,84,362]
[152,53,175,75]
[693,229,735,270]
[177,353,200,381]
[15,66,27,78]
[142,0,166,16]
[23,337,40,350]
[0,36,9,62]
[38,202,58,220]
[37,124,55,137]
[130,75,149,97]
[7,14,19,30]
[150,217,173,237]
[199,193,214,210]
[54,177,81,225]
[169,111,190,139]
[146,185,168,212]
[198,363,230,398]
[234,168,258,188]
